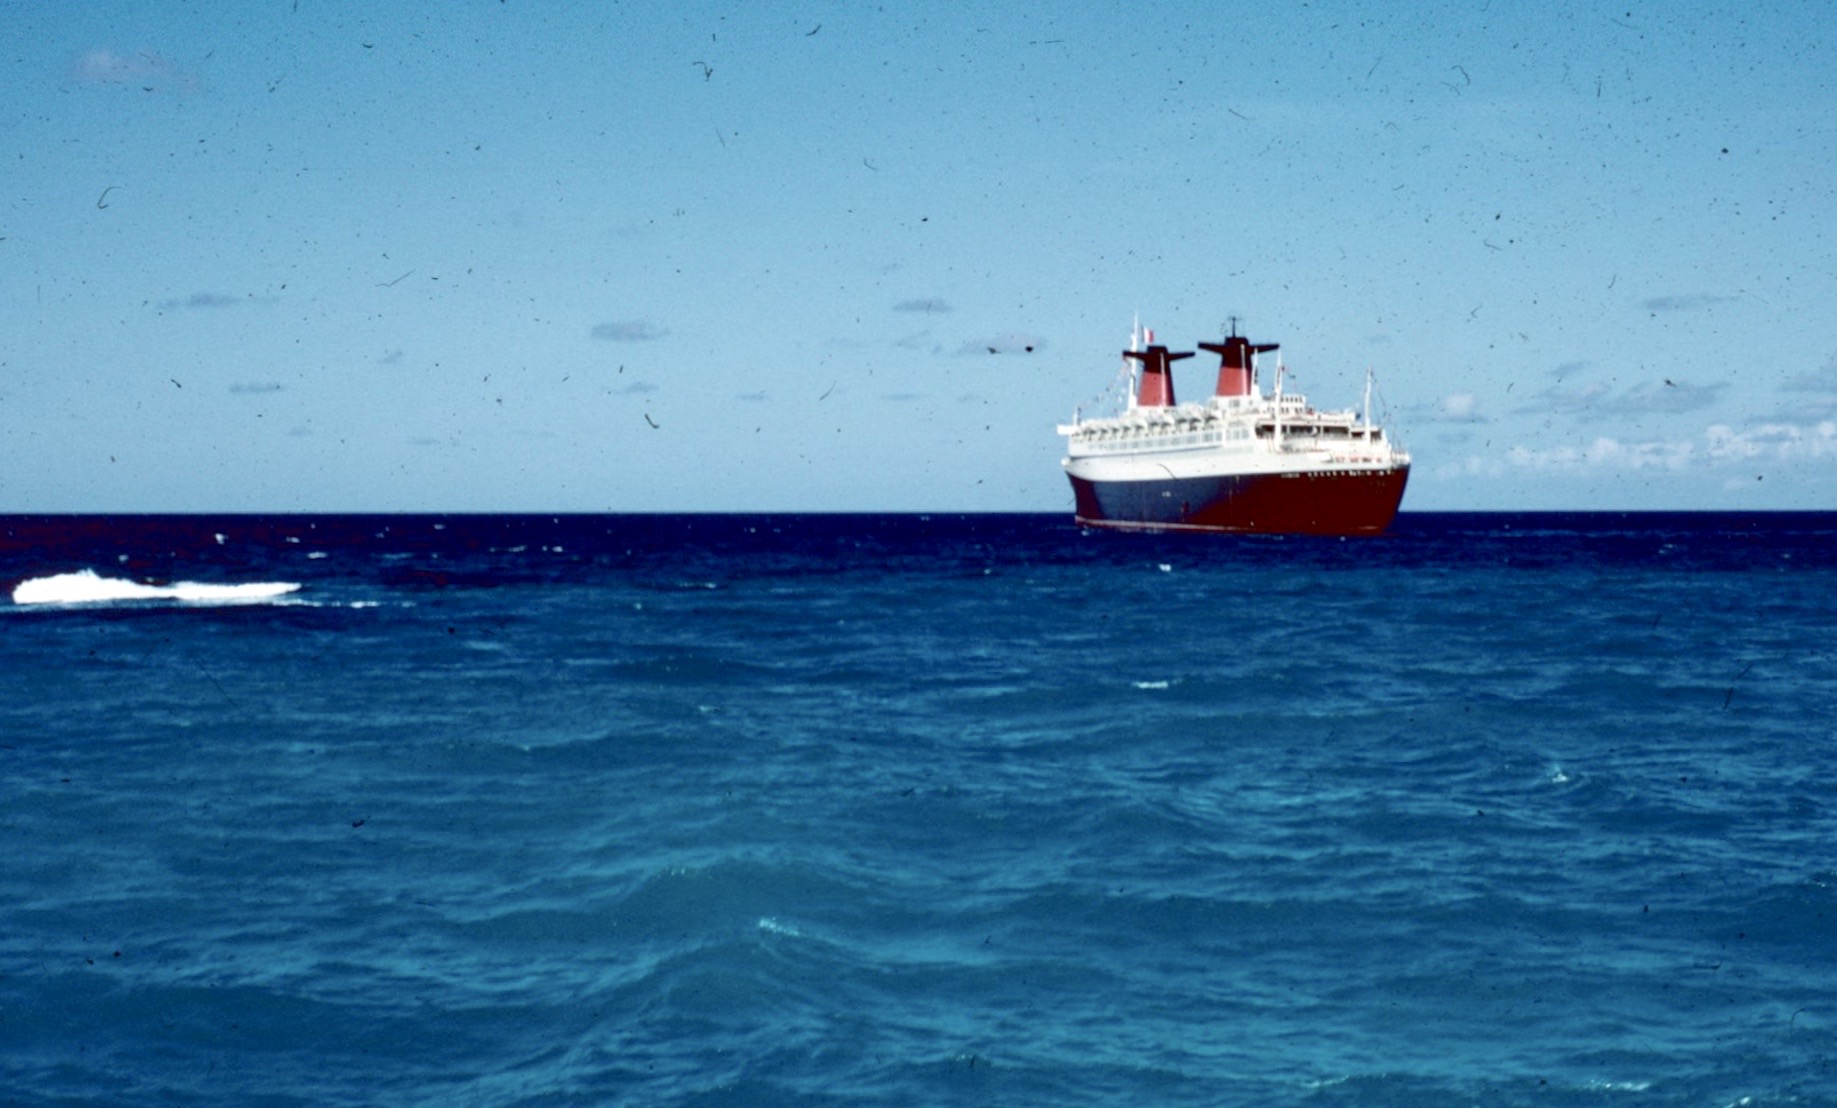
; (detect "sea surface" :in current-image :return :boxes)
[2,512,1835,1106]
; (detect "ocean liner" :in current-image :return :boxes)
[1058,324,1409,534]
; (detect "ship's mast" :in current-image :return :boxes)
[1272,354,1284,451]
[1363,367,1373,435]
[1125,315,1142,411]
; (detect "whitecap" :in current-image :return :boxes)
[1132,680,1170,690]
[12,569,301,607]
[1584,1079,1653,1092]
[756,917,803,938]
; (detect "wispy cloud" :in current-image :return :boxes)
[893,297,952,313]
[1514,379,1726,419]
[157,292,246,311]
[1783,354,1837,394]
[958,332,1045,355]
[591,319,667,342]
[1749,353,1837,421]
[1640,293,1736,313]
[71,48,197,92]
[1515,381,1606,415]
[895,330,946,355]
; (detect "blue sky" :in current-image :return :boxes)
[4,1,1833,511]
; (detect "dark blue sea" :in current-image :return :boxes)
[3,512,1835,1106]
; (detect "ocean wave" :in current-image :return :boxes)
[11,569,301,607]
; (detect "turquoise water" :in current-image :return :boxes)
[3,513,1834,1105]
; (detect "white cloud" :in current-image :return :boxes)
[1504,436,1696,472]
[1706,421,1837,460]
[1433,455,1506,479]
[1438,392,1484,422]
[71,48,197,91]
[1452,419,1837,479]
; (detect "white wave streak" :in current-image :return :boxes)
[12,570,301,607]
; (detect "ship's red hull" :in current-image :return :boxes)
[1069,465,1409,535]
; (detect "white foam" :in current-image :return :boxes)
[1133,680,1171,690]
[12,569,301,607]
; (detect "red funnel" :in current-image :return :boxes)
[1125,345,1194,407]
[1198,336,1278,398]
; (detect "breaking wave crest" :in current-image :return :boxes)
[11,569,301,607]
